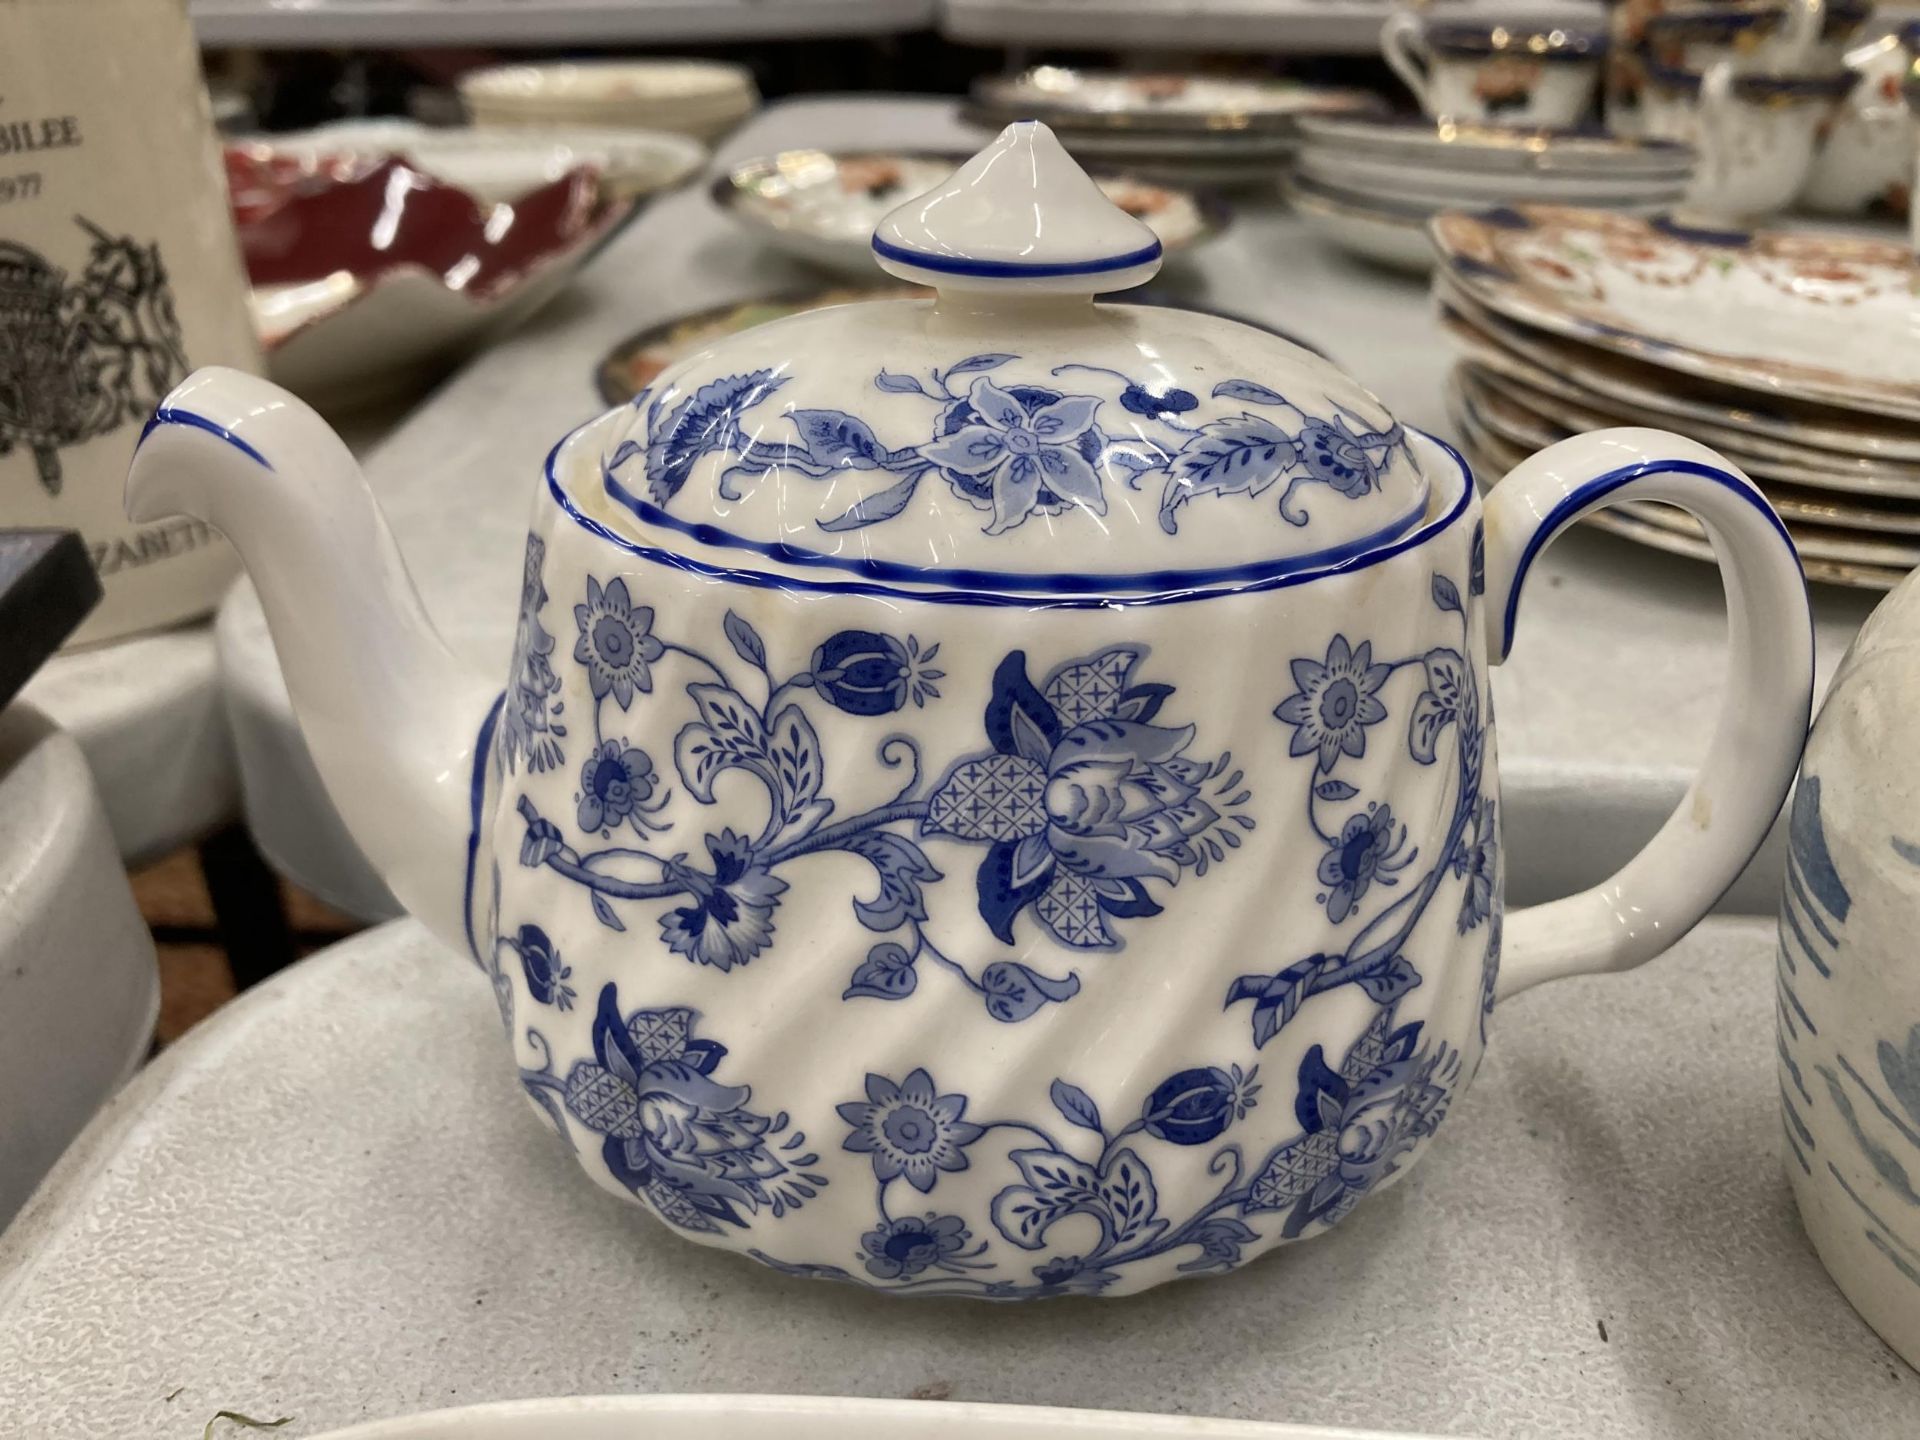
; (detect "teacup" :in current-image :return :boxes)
[1380,14,1608,125]
[1644,0,1866,73]
[1639,62,1853,217]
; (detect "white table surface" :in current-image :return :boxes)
[21,622,236,868]
[215,94,1881,921]
[2,913,1912,1438]
[0,703,158,1226]
[190,0,936,47]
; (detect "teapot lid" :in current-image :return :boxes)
[595,123,1429,591]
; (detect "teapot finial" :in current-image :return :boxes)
[871,121,1162,296]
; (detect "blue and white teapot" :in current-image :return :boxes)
[127,124,1813,1299]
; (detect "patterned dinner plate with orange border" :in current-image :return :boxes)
[1429,206,1920,422]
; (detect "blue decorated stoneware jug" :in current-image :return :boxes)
[126,123,1813,1298]
[1778,566,1920,1368]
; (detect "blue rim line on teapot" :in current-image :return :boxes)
[556,421,1475,609]
[595,436,1435,596]
[461,693,506,964]
[869,233,1164,281]
[137,406,271,472]
[1643,0,1868,42]
[1642,62,1857,97]
[1497,454,1803,658]
[1423,23,1609,59]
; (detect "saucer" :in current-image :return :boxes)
[1296,148,1689,207]
[1297,115,1694,177]
[1430,206,1920,421]
[715,149,1228,279]
[1284,175,1436,272]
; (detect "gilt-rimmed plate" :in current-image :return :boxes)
[1441,316,1920,495]
[1454,364,1920,541]
[1298,115,1694,177]
[1447,389,1908,588]
[1297,147,1688,208]
[1432,272,1920,462]
[1453,364,1920,533]
[1430,206,1920,421]
[1454,370,1920,561]
[715,149,1229,279]
[969,67,1380,136]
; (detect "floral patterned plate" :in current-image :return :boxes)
[1430,206,1920,422]
[1433,272,1920,463]
[1445,333,1920,497]
[1456,365,1920,540]
[1448,387,1907,589]
[715,150,1228,280]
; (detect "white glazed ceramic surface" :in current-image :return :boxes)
[717,150,1222,280]
[1782,569,1920,1369]
[303,1394,1464,1440]
[1430,206,1920,420]
[1801,29,1916,217]
[1638,67,1853,218]
[252,120,707,204]
[123,124,1814,1300]
[1380,15,1606,126]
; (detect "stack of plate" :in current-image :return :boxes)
[1432,204,1920,590]
[964,66,1380,187]
[459,59,759,143]
[1289,116,1695,273]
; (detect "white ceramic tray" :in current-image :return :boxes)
[306,1395,1453,1440]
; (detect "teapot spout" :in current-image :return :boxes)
[128,367,497,956]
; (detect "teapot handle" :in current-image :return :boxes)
[1479,427,1813,998]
